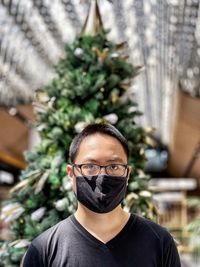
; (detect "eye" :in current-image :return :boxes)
[74,164,98,176]
[82,164,96,170]
[108,165,119,170]
[81,164,99,176]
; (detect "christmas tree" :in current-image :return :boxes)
[0,1,155,266]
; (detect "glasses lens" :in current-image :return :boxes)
[79,164,127,177]
[106,165,126,176]
[81,164,100,176]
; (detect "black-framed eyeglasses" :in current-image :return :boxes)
[72,163,128,177]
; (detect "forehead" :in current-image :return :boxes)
[75,133,127,163]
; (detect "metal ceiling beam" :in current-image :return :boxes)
[32,0,64,47]
[61,0,82,30]
[1,1,54,66]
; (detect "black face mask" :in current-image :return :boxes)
[74,175,128,213]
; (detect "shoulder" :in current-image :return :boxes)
[132,214,174,245]
[23,216,74,266]
[31,215,73,250]
[131,214,181,265]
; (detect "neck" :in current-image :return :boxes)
[74,203,130,235]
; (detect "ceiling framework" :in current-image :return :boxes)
[0,0,200,144]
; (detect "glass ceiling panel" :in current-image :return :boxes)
[0,0,199,144]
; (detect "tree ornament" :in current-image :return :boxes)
[51,152,63,170]
[1,203,25,223]
[92,47,109,63]
[128,106,138,113]
[81,0,103,36]
[74,48,84,57]
[120,79,131,90]
[110,52,119,58]
[62,177,72,191]
[48,97,56,108]
[116,42,128,50]
[34,171,50,194]
[144,126,156,133]
[74,121,87,133]
[120,84,130,91]
[103,113,118,124]
[139,191,152,198]
[31,207,46,221]
[10,239,30,248]
[111,91,119,103]
[33,102,50,113]
[127,192,139,200]
[54,198,69,211]
[35,90,50,103]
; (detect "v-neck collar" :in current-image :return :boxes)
[70,213,136,249]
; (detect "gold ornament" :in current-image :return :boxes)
[145,136,157,147]
[92,47,109,62]
[116,42,128,50]
[144,127,156,133]
[135,65,145,74]
[35,90,49,103]
[111,91,119,103]
[120,81,131,90]
[121,55,129,61]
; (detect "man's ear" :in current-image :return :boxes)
[66,164,76,191]
[66,164,74,178]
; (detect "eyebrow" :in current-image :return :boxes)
[83,157,125,164]
[107,157,125,163]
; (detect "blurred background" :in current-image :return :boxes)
[0,0,200,266]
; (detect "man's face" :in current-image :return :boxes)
[67,133,131,192]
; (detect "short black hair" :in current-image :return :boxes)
[69,123,129,163]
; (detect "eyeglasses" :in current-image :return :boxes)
[72,163,128,177]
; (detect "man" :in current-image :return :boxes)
[22,123,181,266]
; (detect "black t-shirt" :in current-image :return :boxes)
[22,214,181,267]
